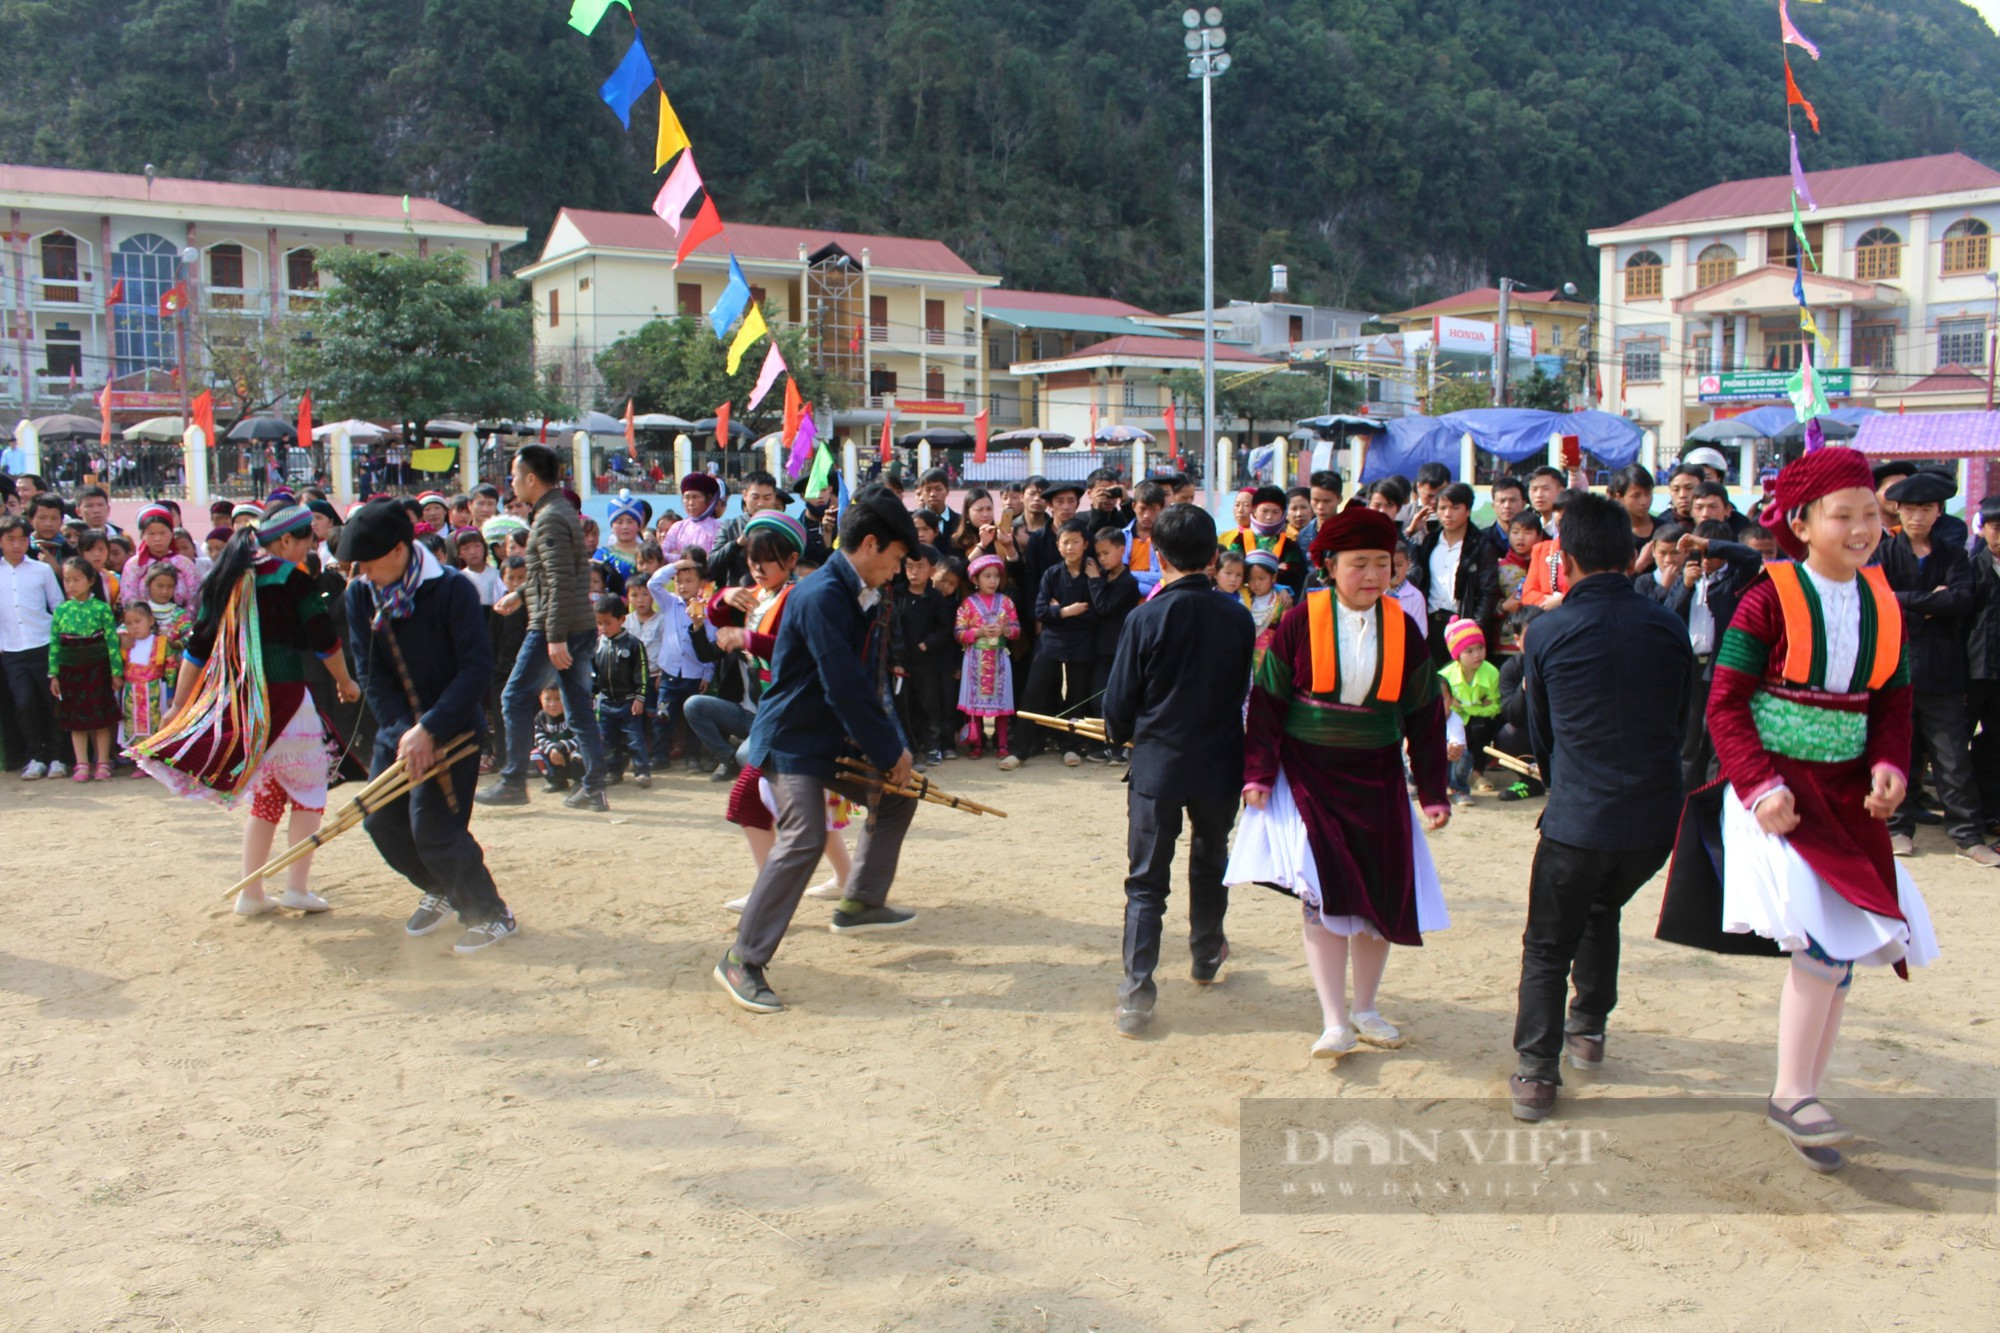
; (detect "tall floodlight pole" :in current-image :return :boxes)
[1183,8,1229,508]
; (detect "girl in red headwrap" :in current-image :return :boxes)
[1661,446,1938,1174]
[1226,503,1453,1062]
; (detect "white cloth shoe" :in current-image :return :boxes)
[1352,1012,1405,1048]
[46,760,68,780]
[234,890,279,916]
[20,760,47,781]
[277,889,330,913]
[804,878,844,901]
[724,894,749,913]
[1311,1026,1359,1060]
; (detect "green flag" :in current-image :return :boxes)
[568,0,631,34]
[806,443,833,497]
[1791,193,1818,272]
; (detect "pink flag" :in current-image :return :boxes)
[652,150,702,232]
[1789,132,1817,212]
[787,409,817,479]
[747,341,787,410]
[1779,0,1819,60]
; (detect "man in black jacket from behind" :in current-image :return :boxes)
[1102,505,1256,1037]
[1511,493,1691,1121]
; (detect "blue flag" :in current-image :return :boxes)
[836,465,850,522]
[709,255,751,341]
[599,36,655,129]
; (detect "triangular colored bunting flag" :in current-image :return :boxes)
[624,397,637,455]
[1165,401,1180,464]
[98,380,113,445]
[655,91,691,172]
[727,307,769,376]
[1789,132,1818,211]
[674,197,723,267]
[788,409,817,480]
[783,376,803,449]
[652,151,702,232]
[598,35,656,129]
[1784,59,1820,134]
[879,412,893,464]
[1790,195,1818,272]
[806,439,833,496]
[714,400,731,447]
[709,255,751,340]
[568,0,630,35]
[298,390,313,452]
[973,408,989,464]
[1779,0,1820,59]
[1787,347,1830,423]
[747,338,786,409]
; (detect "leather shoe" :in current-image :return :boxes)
[1565,1032,1605,1070]
[1509,1074,1557,1121]
[475,781,529,807]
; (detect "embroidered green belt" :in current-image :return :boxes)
[1749,689,1866,763]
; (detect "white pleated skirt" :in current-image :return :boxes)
[1719,783,1939,969]
[1225,769,1450,939]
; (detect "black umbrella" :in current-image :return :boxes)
[895,428,974,449]
[227,415,298,444]
[988,428,1075,448]
[690,418,754,440]
[1771,416,1859,446]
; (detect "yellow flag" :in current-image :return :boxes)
[727,306,769,375]
[1799,307,1831,353]
[655,92,691,172]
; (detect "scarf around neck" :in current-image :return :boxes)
[371,545,439,622]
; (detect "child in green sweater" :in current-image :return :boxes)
[1438,617,1500,805]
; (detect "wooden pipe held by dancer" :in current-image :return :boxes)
[1481,746,1541,781]
[835,758,1009,818]
[1013,711,1110,743]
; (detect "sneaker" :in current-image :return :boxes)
[233,889,279,917]
[1191,941,1230,985]
[404,894,455,936]
[710,762,738,783]
[724,894,749,913]
[541,776,569,794]
[1111,747,1130,766]
[1083,748,1108,764]
[1890,833,1916,857]
[1957,842,2000,868]
[1115,1006,1153,1039]
[47,760,68,780]
[453,913,518,954]
[997,755,1022,772]
[804,878,844,901]
[1497,780,1545,802]
[475,781,530,807]
[276,888,330,913]
[828,902,917,934]
[1449,791,1473,807]
[1311,1026,1359,1060]
[1565,1032,1606,1070]
[713,951,782,1013]
[1062,751,1082,768]
[633,772,652,789]
[564,787,609,812]
[1352,1012,1404,1048]
[926,749,944,767]
[1471,776,1498,794]
[1509,1074,1558,1121]
[20,761,47,781]
[943,748,959,761]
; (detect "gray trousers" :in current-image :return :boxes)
[732,772,916,967]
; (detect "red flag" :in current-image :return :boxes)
[539,416,548,444]
[1592,368,1604,404]
[879,411,893,465]
[783,376,803,448]
[1164,402,1179,464]
[674,197,723,268]
[850,321,863,354]
[624,397,637,458]
[1089,400,1099,445]
[159,281,189,317]
[67,363,77,394]
[98,381,113,445]
[104,278,124,309]
[714,399,731,448]
[297,390,313,452]
[974,409,989,464]
[1784,58,1820,134]
[191,388,215,444]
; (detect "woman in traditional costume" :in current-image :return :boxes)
[1659,446,1937,1173]
[596,491,649,583]
[118,503,200,608]
[1226,504,1452,1061]
[131,506,363,916]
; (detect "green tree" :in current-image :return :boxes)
[595,314,850,437]
[1427,375,1496,416]
[1223,371,1346,447]
[291,250,545,434]
[1511,367,1574,413]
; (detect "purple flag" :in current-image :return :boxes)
[787,409,818,479]
[1804,418,1826,454]
[1789,132,1817,212]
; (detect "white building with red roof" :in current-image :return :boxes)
[519,207,1000,429]
[1005,333,1275,443]
[0,163,524,416]
[1587,151,2000,457]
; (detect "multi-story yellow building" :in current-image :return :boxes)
[520,209,1001,427]
[0,162,523,417]
[1588,151,2000,456]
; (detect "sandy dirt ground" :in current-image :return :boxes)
[2,759,1994,1331]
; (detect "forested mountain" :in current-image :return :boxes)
[2,0,1997,312]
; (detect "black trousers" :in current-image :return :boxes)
[1512,836,1670,1083]
[0,645,58,767]
[897,659,950,753]
[362,741,507,925]
[1972,680,2000,822]
[1120,789,1235,1011]
[1679,660,1716,793]
[1019,654,1093,758]
[1890,689,1984,846]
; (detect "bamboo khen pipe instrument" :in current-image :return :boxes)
[1013,710,1110,743]
[1481,746,1541,781]
[223,731,479,897]
[835,758,1009,818]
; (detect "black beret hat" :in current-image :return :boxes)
[306,498,340,524]
[852,483,921,553]
[1871,459,1920,487]
[336,498,415,563]
[1039,479,1084,499]
[1884,470,1957,506]
[1251,485,1288,511]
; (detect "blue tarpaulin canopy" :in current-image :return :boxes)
[1360,409,1645,483]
